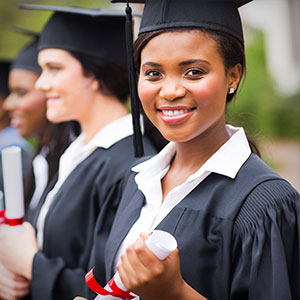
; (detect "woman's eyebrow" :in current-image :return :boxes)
[179,59,210,66]
[141,62,162,67]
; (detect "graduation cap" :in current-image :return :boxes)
[19,4,128,69]
[111,0,252,43]
[10,27,41,75]
[0,60,11,97]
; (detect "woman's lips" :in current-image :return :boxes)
[46,97,60,105]
[158,106,195,124]
[10,116,23,128]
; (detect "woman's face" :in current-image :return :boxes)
[138,30,240,143]
[36,49,96,124]
[4,69,48,138]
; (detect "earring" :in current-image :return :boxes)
[228,87,235,94]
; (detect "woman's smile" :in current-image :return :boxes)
[158,106,196,124]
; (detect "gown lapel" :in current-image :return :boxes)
[105,185,145,279]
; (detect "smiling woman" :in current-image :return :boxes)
[3,39,76,213]
[83,1,300,300]
[6,67,48,137]
[36,48,99,127]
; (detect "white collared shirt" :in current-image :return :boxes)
[36,114,134,249]
[114,125,251,272]
[29,147,49,210]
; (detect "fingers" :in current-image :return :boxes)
[117,235,165,293]
[0,265,30,300]
[73,298,89,300]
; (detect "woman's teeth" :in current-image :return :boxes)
[161,109,191,116]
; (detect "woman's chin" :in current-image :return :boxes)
[46,112,65,124]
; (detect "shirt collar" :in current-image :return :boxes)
[132,124,251,180]
[72,114,134,152]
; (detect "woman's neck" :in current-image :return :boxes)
[79,94,128,144]
[174,120,229,172]
[0,115,10,131]
[161,119,229,201]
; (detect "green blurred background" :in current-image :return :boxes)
[0,0,299,190]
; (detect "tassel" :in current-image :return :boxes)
[125,2,144,157]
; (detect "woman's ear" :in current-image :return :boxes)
[228,63,242,92]
[91,78,100,92]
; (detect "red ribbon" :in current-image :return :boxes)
[5,216,24,226]
[85,267,135,299]
[0,210,5,225]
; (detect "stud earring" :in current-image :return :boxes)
[228,87,235,94]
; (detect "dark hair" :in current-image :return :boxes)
[133,27,260,156]
[70,52,130,103]
[24,121,79,210]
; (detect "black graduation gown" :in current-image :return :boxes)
[28,136,156,300]
[94,154,300,300]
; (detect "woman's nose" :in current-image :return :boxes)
[159,78,186,101]
[35,73,50,92]
[3,94,17,111]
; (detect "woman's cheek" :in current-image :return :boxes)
[189,79,224,107]
[22,93,46,113]
[138,81,157,110]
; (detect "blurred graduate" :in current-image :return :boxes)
[0,5,158,300]
[3,33,77,220]
[0,31,77,299]
[77,0,300,299]
[0,59,33,196]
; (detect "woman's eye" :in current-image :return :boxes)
[50,66,61,72]
[145,70,161,78]
[185,69,205,78]
[16,89,27,97]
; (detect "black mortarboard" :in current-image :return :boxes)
[11,38,41,75]
[19,4,128,69]
[111,0,252,43]
[0,60,11,97]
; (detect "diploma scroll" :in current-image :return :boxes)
[0,191,5,225]
[1,146,25,228]
[87,230,178,300]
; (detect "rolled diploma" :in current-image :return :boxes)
[95,230,178,300]
[1,146,24,228]
[0,191,5,225]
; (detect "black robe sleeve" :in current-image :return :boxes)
[30,174,127,299]
[231,179,300,300]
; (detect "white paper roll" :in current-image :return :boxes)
[0,190,4,211]
[1,146,25,222]
[0,191,5,225]
[94,230,177,300]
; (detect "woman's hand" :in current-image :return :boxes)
[73,298,88,300]
[117,233,207,300]
[0,263,30,300]
[116,232,184,300]
[0,222,38,280]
